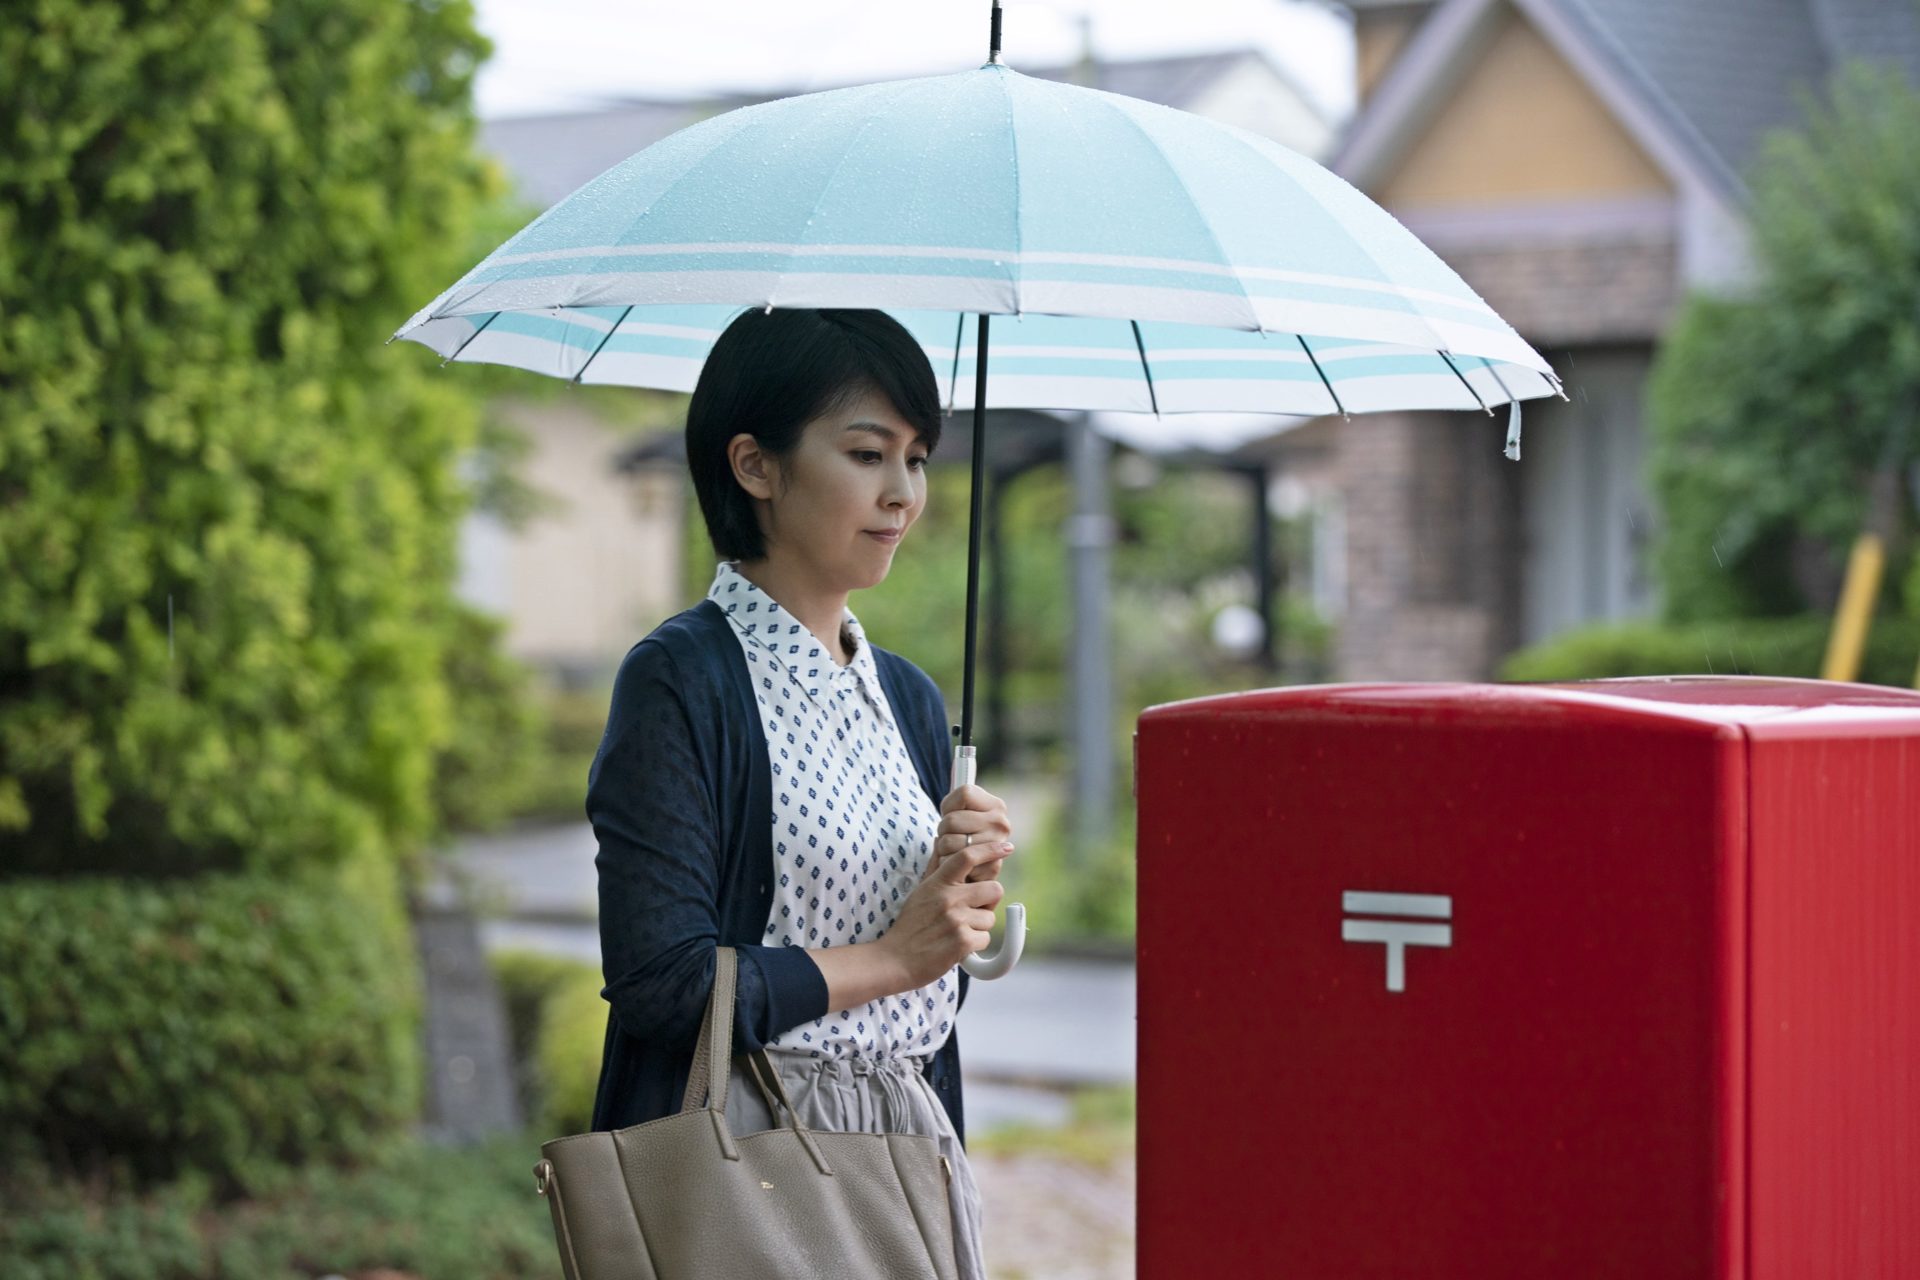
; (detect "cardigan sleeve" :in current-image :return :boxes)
[587,638,830,1058]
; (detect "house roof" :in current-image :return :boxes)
[479,100,707,209]
[1017,47,1322,118]
[1812,0,1920,64]
[1549,0,1834,200]
[1336,0,1920,205]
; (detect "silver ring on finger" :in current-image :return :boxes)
[964,833,973,846]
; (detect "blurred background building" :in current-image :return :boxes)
[1329,0,1920,679]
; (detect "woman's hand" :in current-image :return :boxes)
[929,783,1015,884]
[880,838,1014,990]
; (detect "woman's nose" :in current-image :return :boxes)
[882,463,916,503]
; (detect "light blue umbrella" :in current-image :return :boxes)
[394,48,1561,429]
[395,6,1564,977]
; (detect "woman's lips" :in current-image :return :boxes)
[866,529,901,544]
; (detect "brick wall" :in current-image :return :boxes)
[1441,235,1677,346]
[1330,232,1667,680]
[1336,409,1524,681]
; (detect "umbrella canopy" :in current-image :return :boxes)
[393,60,1560,433]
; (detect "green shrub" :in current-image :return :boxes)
[0,846,420,1200]
[533,976,609,1138]
[1498,613,1920,687]
[431,605,546,837]
[0,0,501,877]
[490,948,599,1128]
[0,1126,557,1280]
[1646,63,1920,621]
[503,685,611,825]
[998,775,1137,951]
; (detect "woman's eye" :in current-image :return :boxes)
[855,451,929,469]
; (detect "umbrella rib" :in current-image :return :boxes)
[1480,356,1518,407]
[572,305,634,384]
[1129,321,1161,416]
[441,312,500,367]
[1296,335,1348,419]
[999,67,1024,307]
[947,313,965,415]
[1480,356,1524,460]
[1437,349,1493,415]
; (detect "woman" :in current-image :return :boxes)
[585,306,1014,1279]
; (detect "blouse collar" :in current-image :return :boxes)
[708,560,894,730]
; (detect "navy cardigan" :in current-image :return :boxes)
[585,596,969,1144]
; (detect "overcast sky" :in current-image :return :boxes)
[471,0,1357,122]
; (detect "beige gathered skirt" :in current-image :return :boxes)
[722,1046,987,1280]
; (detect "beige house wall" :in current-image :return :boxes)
[1377,7,1672,208]
[488,399,684,674]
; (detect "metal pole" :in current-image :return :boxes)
[1251,464,1277,673]
[987,468,1009,761]
[1067,410,1114,865]
[960,314,991,747]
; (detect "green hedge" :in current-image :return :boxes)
[0,1126,556,1280]
[430,604,547,837]
[490,947,601,1134]
[533,977,607,1138]
[994,772,1137,952]
[0,0,501,878]
[0,846,420,1201]
[1498,613,1920,687]
[502,686,611,827]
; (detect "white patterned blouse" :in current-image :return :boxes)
[706,559,961,1062]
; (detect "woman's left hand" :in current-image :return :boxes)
[932,784,1015,884]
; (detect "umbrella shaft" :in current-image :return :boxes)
[961,314,991,751]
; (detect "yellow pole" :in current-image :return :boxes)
[1821,532,1884,682]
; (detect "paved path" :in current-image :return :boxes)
[976,1150,1136,1280]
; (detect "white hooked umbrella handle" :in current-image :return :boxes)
[949,736,1026,980]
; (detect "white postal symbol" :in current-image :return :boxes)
[1342,891,1452,993]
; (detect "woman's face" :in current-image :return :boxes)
[730,384,930,590]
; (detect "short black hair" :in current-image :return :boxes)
[686,307,943,562]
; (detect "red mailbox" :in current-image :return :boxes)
[1135,677,1919,1279]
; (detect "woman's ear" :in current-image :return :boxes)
[728,432,776,501]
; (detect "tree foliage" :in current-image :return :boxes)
[0,0,504,875]
[1647,60,1920,621]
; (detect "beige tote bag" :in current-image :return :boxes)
[533,946,960,1279]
